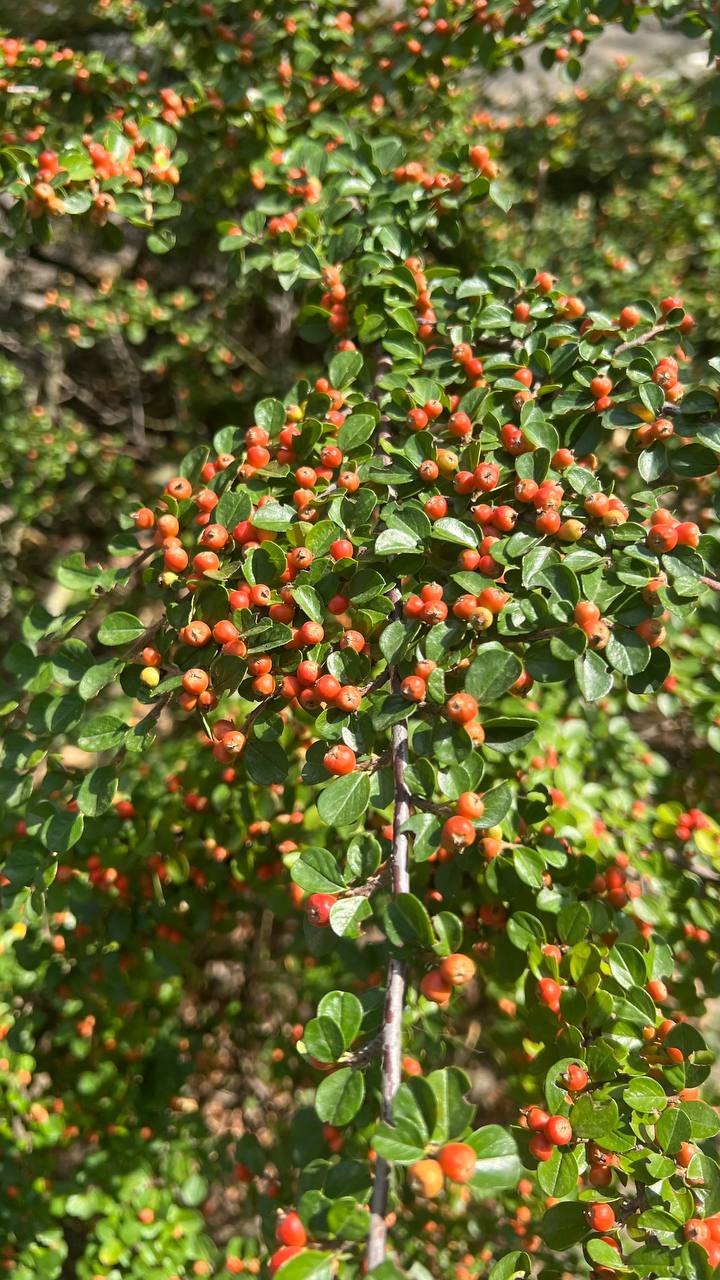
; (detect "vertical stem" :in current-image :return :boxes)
[367,661,410,1269]
[367,350,410,1270]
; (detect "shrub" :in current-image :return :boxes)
[2,4,720,1279]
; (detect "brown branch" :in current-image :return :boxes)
[341,1033,382,1069]
[501,625,568,646]
[362,667,391,697]
[614,324,666,355]
[410,795,448,817]
[368,354,409,1269]
[341,866,389,899]
[40,543,157,654]
[700,576,720,594]
[358,748,392,773]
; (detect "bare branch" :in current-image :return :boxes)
[367,355,410,1269]
[614,324,666,355]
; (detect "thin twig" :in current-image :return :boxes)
[614,324,666,355]
[341,866,389,899]
[410,795,448,816]
[341,1033,382,1069]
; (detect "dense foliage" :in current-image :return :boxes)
[2,4,720,1280]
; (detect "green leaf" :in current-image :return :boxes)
[41,807,84,853]
[255,398,286,432]
[558,902,590,945]
[337,414,376,452]
[316,1069,365,1126]
[575,649,613,702]
[292,848,346,894]
[544,1058,589,1113]
[432,911,464,957]
[687,1152,720,1216]
[635,1207,684,1245]
[569,1094,619,1139]
[611,983,657,1027]
[76,766,118,817]
[431,518,478,548]
[638,441,668,483]
[56,553,104,594]
[243,619,294,653]
[539,1201,588,1249]
[385,893,435,948]
[303,1016,345,1063]
[482,718,538,754]
[488,1254,531,1280]
[379,620,416,664]
[468,1125,521,1194]
[656,1105,691,1154]
[78,659,123,701]
[306,521,344,557]
[488,181,512,212]
[372,1123,426,1164]
[53,639,93,685]
[402,812,443,863]
[329,351,363,389]
[382,329,424,362]
[393,1077,436,1141]
[317,773,371,827]
[275,1251,335,1280]
[537,1147,579,1197]
[465,644,522,704]
[672,443,719,477]
[2,847,44,890]
[680,1101,720,1141]
[329,897,372,938]
[245,739,289,785]
[507,912,546,951]
[43,694,84,735]
[375,529,419,555]
[480,781,514,827]
[427,1068,474,1143]
[250,501,295,531]
[317,991,363,1048]
[244,544,286,587]
[215,488,252,529]
[346,834,382,882]
[605,627,650,676]
[97,612,146,646]
[607,943,647,988]
[513,846,545,889]
[365,1264,405,1280]
[77,715,127,752]
[586,1237,629,1268]
[326,1196,370,1242]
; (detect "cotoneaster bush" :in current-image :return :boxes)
[2,4,719,617]
[3,4,720,1280]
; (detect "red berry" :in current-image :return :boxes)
[323,744,357,775]
[537,977,562,1012]
[276,1212,307,1247]
[545,1115,573,1146]
[437,1142,476,1183]
[586,1202,616,1232]
[330,538,353,560]
[306,893,336,927]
